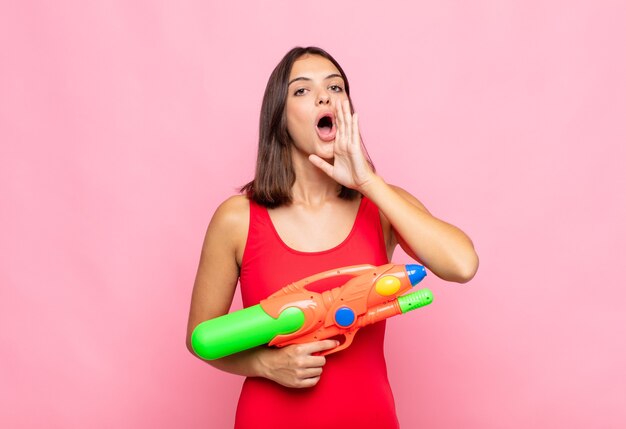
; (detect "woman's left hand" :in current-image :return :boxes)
[309,99,376,191]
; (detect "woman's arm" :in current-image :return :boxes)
[186,196,255,373]
[309,99,478,283]
[361,178,479,283]
[185,196,336,387]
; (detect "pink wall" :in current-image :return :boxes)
[2,1,625,428]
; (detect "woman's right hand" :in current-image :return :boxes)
[254,340,339,388]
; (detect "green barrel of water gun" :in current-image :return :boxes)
[397,288,434,313]
[191,305,305,360]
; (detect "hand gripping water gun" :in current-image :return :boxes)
[191,263,433,360]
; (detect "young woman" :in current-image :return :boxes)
[186,46,479,429]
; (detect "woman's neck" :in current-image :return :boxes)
[290,150,341,206]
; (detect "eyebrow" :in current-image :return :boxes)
[288,73,344,86]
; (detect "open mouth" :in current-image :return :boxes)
[318,115,333,130]
[315,114,336,142]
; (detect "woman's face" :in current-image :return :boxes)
[285,54,349,160]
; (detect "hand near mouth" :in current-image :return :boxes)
[309,99,376,191]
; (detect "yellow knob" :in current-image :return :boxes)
[375,276,401,296]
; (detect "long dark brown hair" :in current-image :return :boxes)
[240,46,371,208]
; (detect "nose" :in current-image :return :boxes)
[317,91,330,105]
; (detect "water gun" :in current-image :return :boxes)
[191,263,433,360]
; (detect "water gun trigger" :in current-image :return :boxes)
[317,331,357,356]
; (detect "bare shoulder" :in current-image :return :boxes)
[205,194,250,264]
[211,194,250,228]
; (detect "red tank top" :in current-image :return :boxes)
[235,197,399,429]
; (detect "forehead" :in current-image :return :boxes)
[289,54,342,80]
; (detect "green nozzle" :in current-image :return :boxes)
[397,288,434,313]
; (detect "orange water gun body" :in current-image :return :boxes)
[191,263,432,360]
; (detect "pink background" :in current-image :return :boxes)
[2,1,625,428]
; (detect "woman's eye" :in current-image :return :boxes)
[294,88,307,96]
[329,85,343,92]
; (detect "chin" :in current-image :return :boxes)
[317,150,335,162]
[315,142,335,160]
